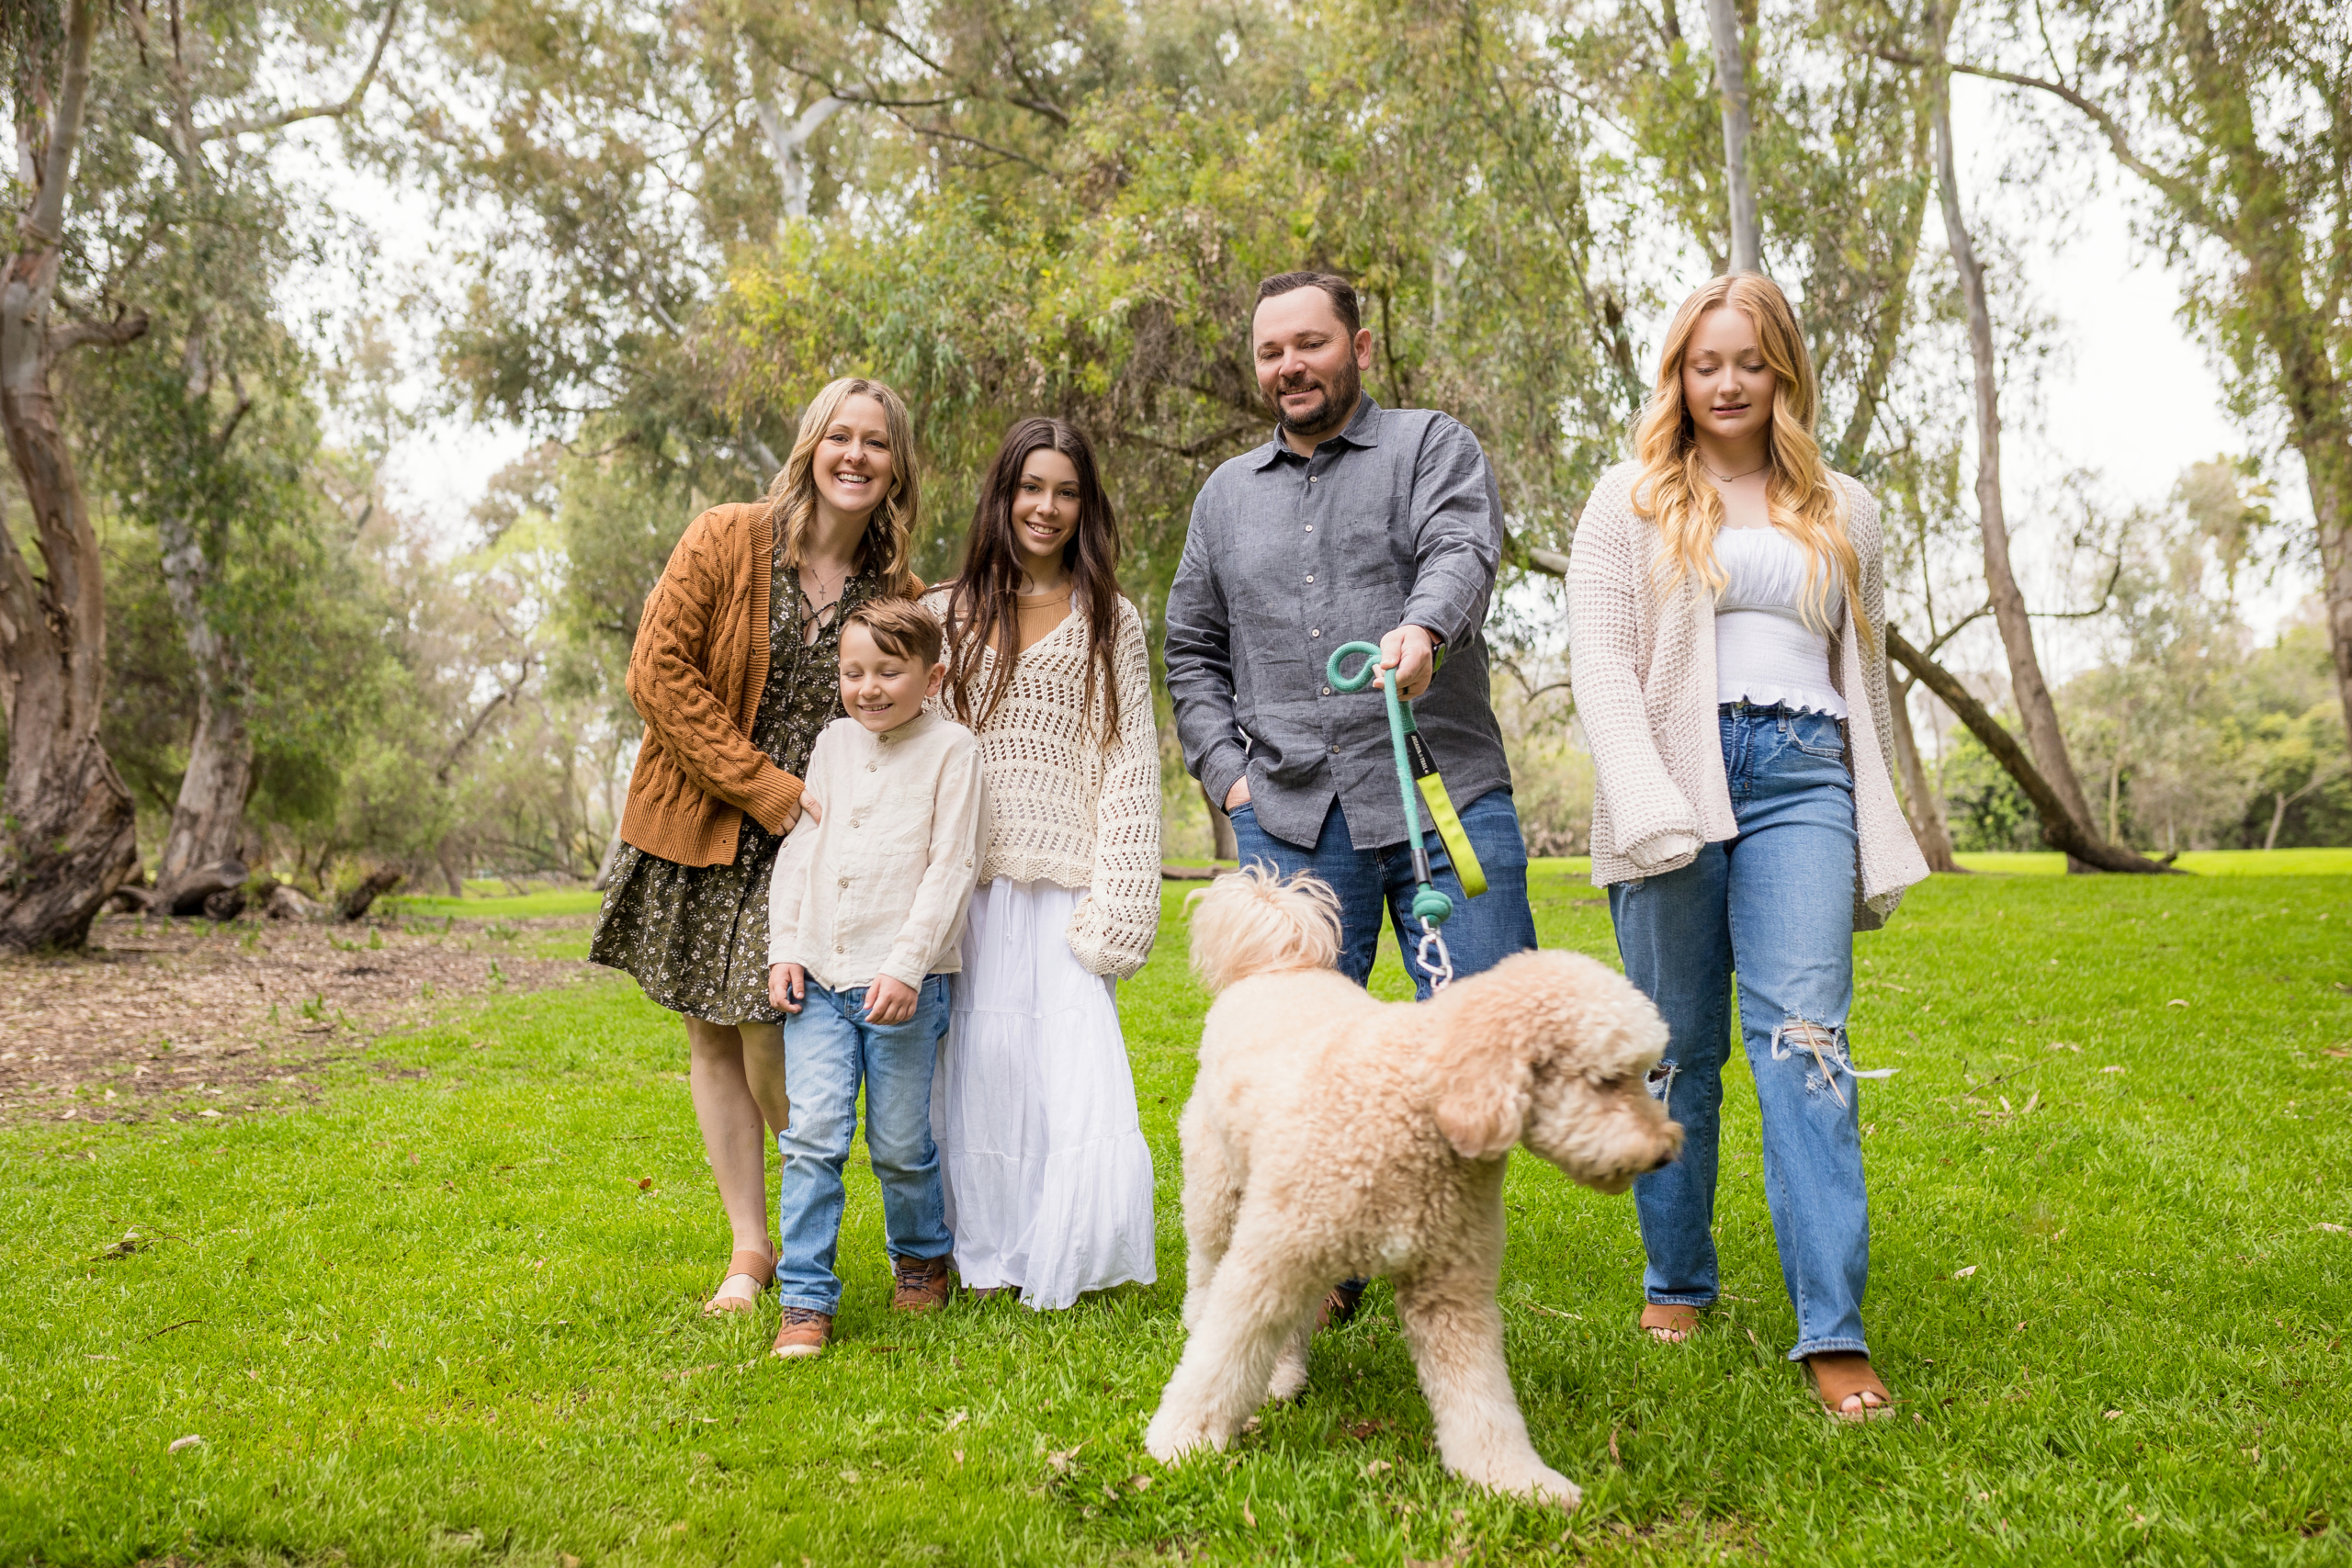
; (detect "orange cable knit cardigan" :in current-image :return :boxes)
[618,502,917,868]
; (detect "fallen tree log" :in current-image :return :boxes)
[1883,626,2177,874]
[338,867,403,921]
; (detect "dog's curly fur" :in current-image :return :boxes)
[1144,866,1683,1507]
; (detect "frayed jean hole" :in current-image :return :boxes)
[1644,1064,1677,1106]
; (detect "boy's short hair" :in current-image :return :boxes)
[842,597,943,668]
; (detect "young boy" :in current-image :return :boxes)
[766,597,985,1359]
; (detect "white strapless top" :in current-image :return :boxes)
[1713,527,1847,718]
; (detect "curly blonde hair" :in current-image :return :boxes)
[764,377,922,598]
[1631,275,1868,649]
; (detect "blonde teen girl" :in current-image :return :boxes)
[592,377,924,1317]
[1566,275,1929,1416]
[927,417,1161,1310]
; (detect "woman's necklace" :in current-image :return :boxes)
[799,557,852,615]
[1700,457,1770,484]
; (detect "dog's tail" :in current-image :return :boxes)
[1185,863,1343,994]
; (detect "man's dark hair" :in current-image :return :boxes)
[1254,271,1361,336]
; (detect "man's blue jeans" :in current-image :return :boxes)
[775,975,955,1314]
[1608,705,1875,1360]
[1228,788,1538,999]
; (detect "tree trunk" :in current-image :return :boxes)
[0,0,144,950]
[152,507,257,911]
[1887,626,2178,873]
[1703,0,1759,273]
[1204,784,1238,862]
[1929,62,2103,865]
[2285,419,2352,776]
[1887,672,1962,872]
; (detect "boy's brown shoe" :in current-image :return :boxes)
[772,1307,832,1359]
[890,1254,955,1312]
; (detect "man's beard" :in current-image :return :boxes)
[1272,358,1362,438]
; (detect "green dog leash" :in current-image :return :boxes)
[1326,641,1488,990]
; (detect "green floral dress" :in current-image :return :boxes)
[589,547,886,1025]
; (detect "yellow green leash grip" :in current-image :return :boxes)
[1399,718,1487,898]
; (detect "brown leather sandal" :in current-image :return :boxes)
[1640,1303,1700,1343]
[1805,1352,1894,1419]
[703,1248,774,1315]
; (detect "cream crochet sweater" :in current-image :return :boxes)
[923,589,1162,978]
[1566,461,1929,929]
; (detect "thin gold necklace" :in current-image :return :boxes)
[1701,458,1770,483]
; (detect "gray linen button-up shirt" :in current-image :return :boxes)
[1165,397,1513,852]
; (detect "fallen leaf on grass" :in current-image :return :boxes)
[2022,1089,2040,1115]
[2101,1066,2126,1074]
[1954,1265,1978,1280]
[1242,1503,1256,1529]
[1045,1441,1087,1475]
[167,1434,203,1453]
[97,1231,147,1259]
[2106,1410,2124,1419]
[2165,998,2189,1008]
[1362,1460,1391,1477]
[1608,1427,1622,1465]
[1129,1473,1152,1491]
[635,1178,653,1191]
[2048,1042,2081,1053]
[2316,1223,2347,1234]
[561,1556,581,1568]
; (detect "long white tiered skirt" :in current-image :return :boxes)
[935,877,1158,1310]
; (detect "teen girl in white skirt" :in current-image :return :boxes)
[926,417,1161,1309]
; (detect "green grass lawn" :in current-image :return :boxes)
[6,865,2349,1564]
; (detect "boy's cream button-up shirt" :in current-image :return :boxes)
[765,710,987,993]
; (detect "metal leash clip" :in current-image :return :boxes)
[1415,917,1455,993]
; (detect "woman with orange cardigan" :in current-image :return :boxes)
[592,378,924,1315]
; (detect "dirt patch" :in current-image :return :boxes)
[0,911,601,1129]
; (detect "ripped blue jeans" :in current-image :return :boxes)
[1609,703,1876,1360]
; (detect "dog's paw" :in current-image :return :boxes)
[1143,1408,1227,1465]
[1510,1466,1581,1510]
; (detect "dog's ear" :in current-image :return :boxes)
[1427,1012,1536,1161]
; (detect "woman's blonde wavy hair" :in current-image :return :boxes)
[764,377,923,598]
[1631,274,1869,649]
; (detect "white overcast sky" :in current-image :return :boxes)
[334,72,2312,659]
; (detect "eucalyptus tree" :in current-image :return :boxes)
[1884,0,2352,773]
[0,0,400,946]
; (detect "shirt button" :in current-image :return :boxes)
[835,944,844,954]
[1330,744,1340,754]
[1310,628,1321,637]
[867,761,876,772]
[1305,525,1313,532]
[838,875,849,888]
[1305,574,1314,583]
[1322,685,1332,695]
[1309,475,1318,483]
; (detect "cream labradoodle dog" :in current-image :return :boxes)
[1144,866,1682,1507]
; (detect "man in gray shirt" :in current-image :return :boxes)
[1166,269,1539,1000]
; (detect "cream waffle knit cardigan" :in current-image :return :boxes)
[1566,461,1929,931]
[923,589,1163,978]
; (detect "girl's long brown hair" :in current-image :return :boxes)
[1631,274,1870,649]
[939,418,1125,739]
[763,376,922,597]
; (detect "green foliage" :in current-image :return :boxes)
[5,867,2350,1561]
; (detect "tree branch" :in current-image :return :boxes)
[22,0,98,245]
[51,310,151,355]
[197,0,401,142]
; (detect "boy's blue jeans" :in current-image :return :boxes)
[775,975,955,1315]
[1228,787,1538,999]
[1608,704,1874,1360]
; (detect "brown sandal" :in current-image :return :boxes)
[1640,1303,1700,1342]
[703,1248,774,1315]
[1805,1352,1894,1420]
